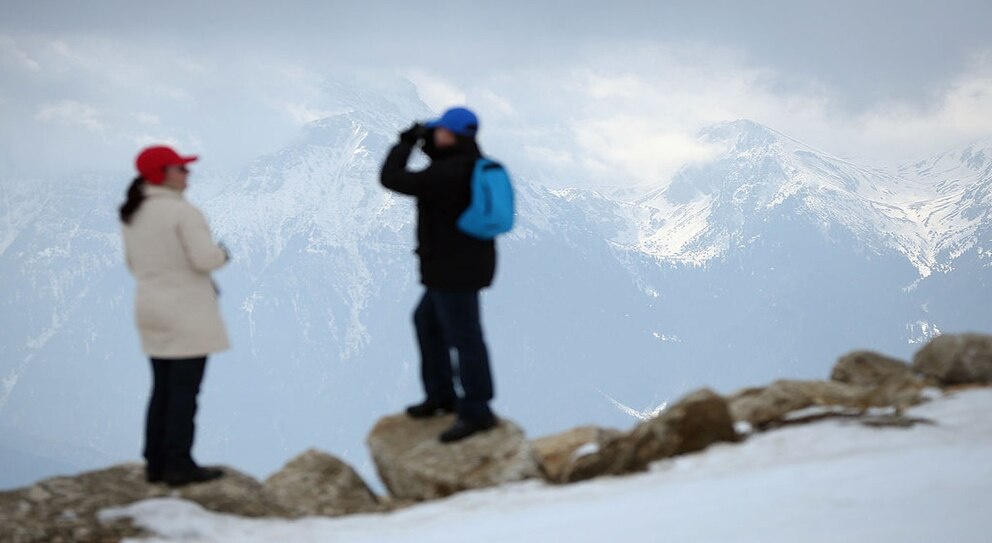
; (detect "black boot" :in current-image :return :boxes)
[406,399,455,419]
[439,417,497,443]
[145,466,163,484]
[163,466,224,487]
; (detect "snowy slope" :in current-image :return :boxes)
[897,137,992,267]
[102,388,992,543]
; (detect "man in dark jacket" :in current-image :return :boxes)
[380,107,498,443]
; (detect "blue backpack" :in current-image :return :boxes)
[458,158,515,239]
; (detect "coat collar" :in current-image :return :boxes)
[143,184,184,200]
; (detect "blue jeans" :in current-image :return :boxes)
[413,288,494,422]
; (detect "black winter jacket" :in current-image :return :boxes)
[380,139,496,290]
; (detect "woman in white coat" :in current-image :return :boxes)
[121,145,228,487]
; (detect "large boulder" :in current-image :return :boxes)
[263,449,380,517]
[567,389,737,482]
[0,464,288,543]
[530,426,622,483]
[832,351,918,388]
[366,414,541,501]
[913,333,992,386]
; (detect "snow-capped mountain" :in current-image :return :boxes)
[599,120,990,277]
[1,82,989,492]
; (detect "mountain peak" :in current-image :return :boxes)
[697,119,783,148]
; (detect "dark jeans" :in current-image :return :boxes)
[144,357,207,474]
[414,288,495,422]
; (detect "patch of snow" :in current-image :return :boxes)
[733,420,753,435]
[571,442,599,459]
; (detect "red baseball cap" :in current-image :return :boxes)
[135,145,198,184]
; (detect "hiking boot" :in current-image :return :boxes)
[163,466,224,487]
[406,400,455,419]
[439,417,498,443]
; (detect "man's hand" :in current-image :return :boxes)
[399,123,428,144]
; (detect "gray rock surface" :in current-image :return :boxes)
[0,464,288,543]
[531,426,622,483]
[264,448,380,517]
[367,414,541,501]
[913,333,992,385]
[832,351,918,388]
[567,389,738,482]
[728,376,927,428]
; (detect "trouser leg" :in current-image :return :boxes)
[144,359,170,473]
[433,289,494,422]
[161,357,207,472]
[413,290,456,405]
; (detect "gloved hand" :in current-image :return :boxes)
[399,123,428,144]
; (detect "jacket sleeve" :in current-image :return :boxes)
[380,142,444,199]
[177,205,228,273]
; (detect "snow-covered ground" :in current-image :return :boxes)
[102,388,992,542]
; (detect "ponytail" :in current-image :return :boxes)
[119,176,145,224]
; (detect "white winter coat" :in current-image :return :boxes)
[122,184,230,358]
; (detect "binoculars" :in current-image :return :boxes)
[408,123,431,142]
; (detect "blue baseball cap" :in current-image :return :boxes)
[425,107,479,136]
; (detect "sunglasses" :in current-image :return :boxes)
[164,165,190,174]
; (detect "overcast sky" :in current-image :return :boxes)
[2,0,991,185]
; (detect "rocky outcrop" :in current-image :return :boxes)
[531,426,622,483]
[913,333,992,385]
[263,449,380,517]
[566,389,738,482]
[0,464,289,543]
[366,414,541,501]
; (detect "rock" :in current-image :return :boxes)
[728,377,927,428]
[0,464,153,543]
[832,351,917,387]
[530,426,622,483]
[0,464,289,543]
[366,414,541,501]
[174,467,290,518]
[264,449,380,517]
[728,380,865,427]
[913,333,992,385]
[567,389,737,482]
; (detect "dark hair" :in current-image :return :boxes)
[119,176,145,224]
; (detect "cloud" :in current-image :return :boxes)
[134,112,159,125]
[403,69,466,113]
[0,35,40,72]
[129,133,180,148]
[282,102,339,125]
[35,100,106,132]
[2,31,991,186]
[406,44,824,185]
[851,52,992,157]
[408,43,992,187]
[574,117,723,184]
